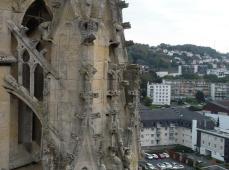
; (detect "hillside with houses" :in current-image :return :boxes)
[128,43,229,79]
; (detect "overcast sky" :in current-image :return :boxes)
[123,0,229,53]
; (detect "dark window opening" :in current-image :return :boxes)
[22,50,30,62]
[32,113,42,146]
[34,64,44,101]
[22,63,30,92]
[22,0,53,36]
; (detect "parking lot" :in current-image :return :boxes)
[145,157,194,170]
[142,152,195,170]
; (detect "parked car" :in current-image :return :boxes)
[145,153,153,159]
[151,153,159,159]
[163,162,173,169]
[159,153,166,159]
[146,163,157,170]
[157,163,166,169]
[163,152,170,158]
[171,162,184,169]
[197,160,203,164]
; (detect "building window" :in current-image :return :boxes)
[175,133,178,136]
[165,127,167,130]
[202,140,204,144]
[220,146,223,150]
[208,142,210,146]
[165,133,167,136]
[141,135,144,138]
[214,144,216,148]
[157,134,160,137]
[220,138,223,142]
[151,140,154,144]
[151,134,154,137]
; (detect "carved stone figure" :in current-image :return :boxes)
[39,21,52,41]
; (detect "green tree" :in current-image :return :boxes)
[195,91,205,102]
[216,117,220,127]
[142,96,152,106]
[140,70,162,98]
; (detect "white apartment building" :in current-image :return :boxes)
[147,83,171,105]
[207,68,229,78]
[211,83,229,100]
[156,71,168,78]
[198,128,229,162]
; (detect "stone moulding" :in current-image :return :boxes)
[3,74,43,124]
[7,20,59,79]
[0,55,17,64]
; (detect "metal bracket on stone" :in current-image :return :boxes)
[7,21,59,79]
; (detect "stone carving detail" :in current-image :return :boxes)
[12,0,28,12]
[3,75,43,122]
[7,21,59,79]
[39,21,52,41]
[79,20,99,45]
[1,0,140,169]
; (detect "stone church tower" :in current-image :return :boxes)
[0,0,140,169]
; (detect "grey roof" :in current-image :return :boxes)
[140,105,212,123]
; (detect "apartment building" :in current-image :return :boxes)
[163,79,229,101]
[207,68,229,78]
[211,83,229,100]
[147,83,171,105]
[197,128,229,162]
[163,79,210,100]
[140,105,229,163]
[140,105,214,150]
[178,65,208,75]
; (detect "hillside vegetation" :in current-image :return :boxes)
[127,43,229,71]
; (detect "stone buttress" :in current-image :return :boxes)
[0,0,140,169]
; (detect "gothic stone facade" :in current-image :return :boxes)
[0,0,140,169]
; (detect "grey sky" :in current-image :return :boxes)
[123,0,229,53]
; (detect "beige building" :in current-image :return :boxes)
[0,0,140,169]
[198,128,229,162]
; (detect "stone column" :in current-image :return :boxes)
[0,7,14,169]
[0,66,11,169]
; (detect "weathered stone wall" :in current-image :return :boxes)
[0,0,140,169]
[0,66,11,169]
